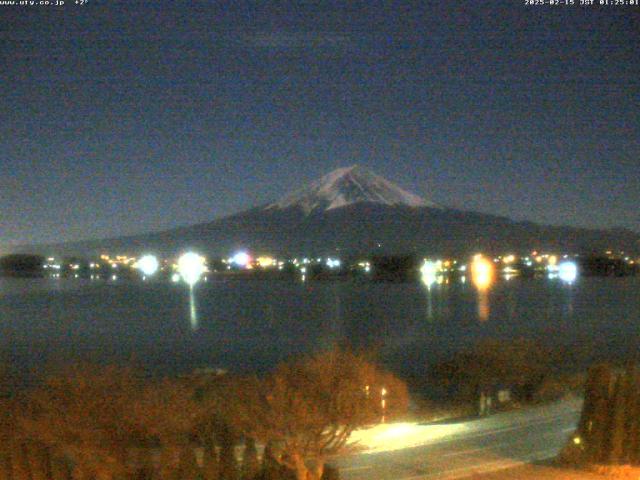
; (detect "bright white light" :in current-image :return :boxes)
[420,260,439,287]
[230,251,251,267]
[177,252,206,286]
[558,261,578,283]
[137,255,159,277]
[326,258,341,268]
[171,273,181,283]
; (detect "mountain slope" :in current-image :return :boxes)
[12,167,640,257]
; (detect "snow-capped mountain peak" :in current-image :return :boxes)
[268,165,437,214]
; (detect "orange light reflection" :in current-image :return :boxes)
[471,255,495,322]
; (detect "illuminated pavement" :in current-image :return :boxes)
[334,399,581,480]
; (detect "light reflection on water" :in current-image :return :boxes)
[425,287,433,321]
[189,285,199,331]
[0,276,638,377]
[471,256,495,322]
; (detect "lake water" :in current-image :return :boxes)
[0,275,638,382]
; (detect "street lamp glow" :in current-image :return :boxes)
[256,256,276,268]
[326,258,341,269]
[230,251,251,267]
[177,252,206,286]
[471,255,494,291]
[420,260,439,288]
[137,255,159,277]
[558,261,578,283]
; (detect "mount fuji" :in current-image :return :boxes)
[267,165,436,214]
[18,166,640,257]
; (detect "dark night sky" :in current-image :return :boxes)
[1,1,639,250]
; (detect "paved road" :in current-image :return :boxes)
[333,399,582,480]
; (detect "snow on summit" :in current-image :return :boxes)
[268,165,437,214]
